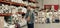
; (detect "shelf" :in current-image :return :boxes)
[0,13,12,16]
[16,12,25,14]
[0,12,26,16]
[0,0,25,6]
[0,0,39,8]
[29,0,38,3]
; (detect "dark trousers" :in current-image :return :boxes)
[46,18,50,23]
[27,23,34,28]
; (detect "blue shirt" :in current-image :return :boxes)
[25,10,34,24]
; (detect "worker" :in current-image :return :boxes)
[25,5,34,28]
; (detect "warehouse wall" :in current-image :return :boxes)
[43,0,60,10]
[37,0,44,10]
[58,0,60,9]
[43,0,59,5]
[37,0,59,10]
[37,0,60,10]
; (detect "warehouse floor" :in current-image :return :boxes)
[22,23,60,28]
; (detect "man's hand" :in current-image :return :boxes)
[27,16,30,22]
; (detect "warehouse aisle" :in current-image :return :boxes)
[35,23,60,28]
[23,23,60,28]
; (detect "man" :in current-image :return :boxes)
[25,6,34,28]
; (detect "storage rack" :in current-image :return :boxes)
[0,0,39,16]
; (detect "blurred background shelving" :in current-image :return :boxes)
[0,0,39,16]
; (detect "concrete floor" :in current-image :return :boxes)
[22,23,60,28]
[35,23,60,28]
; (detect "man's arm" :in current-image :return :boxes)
[25,13,28,19]
[25,13,31,22]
